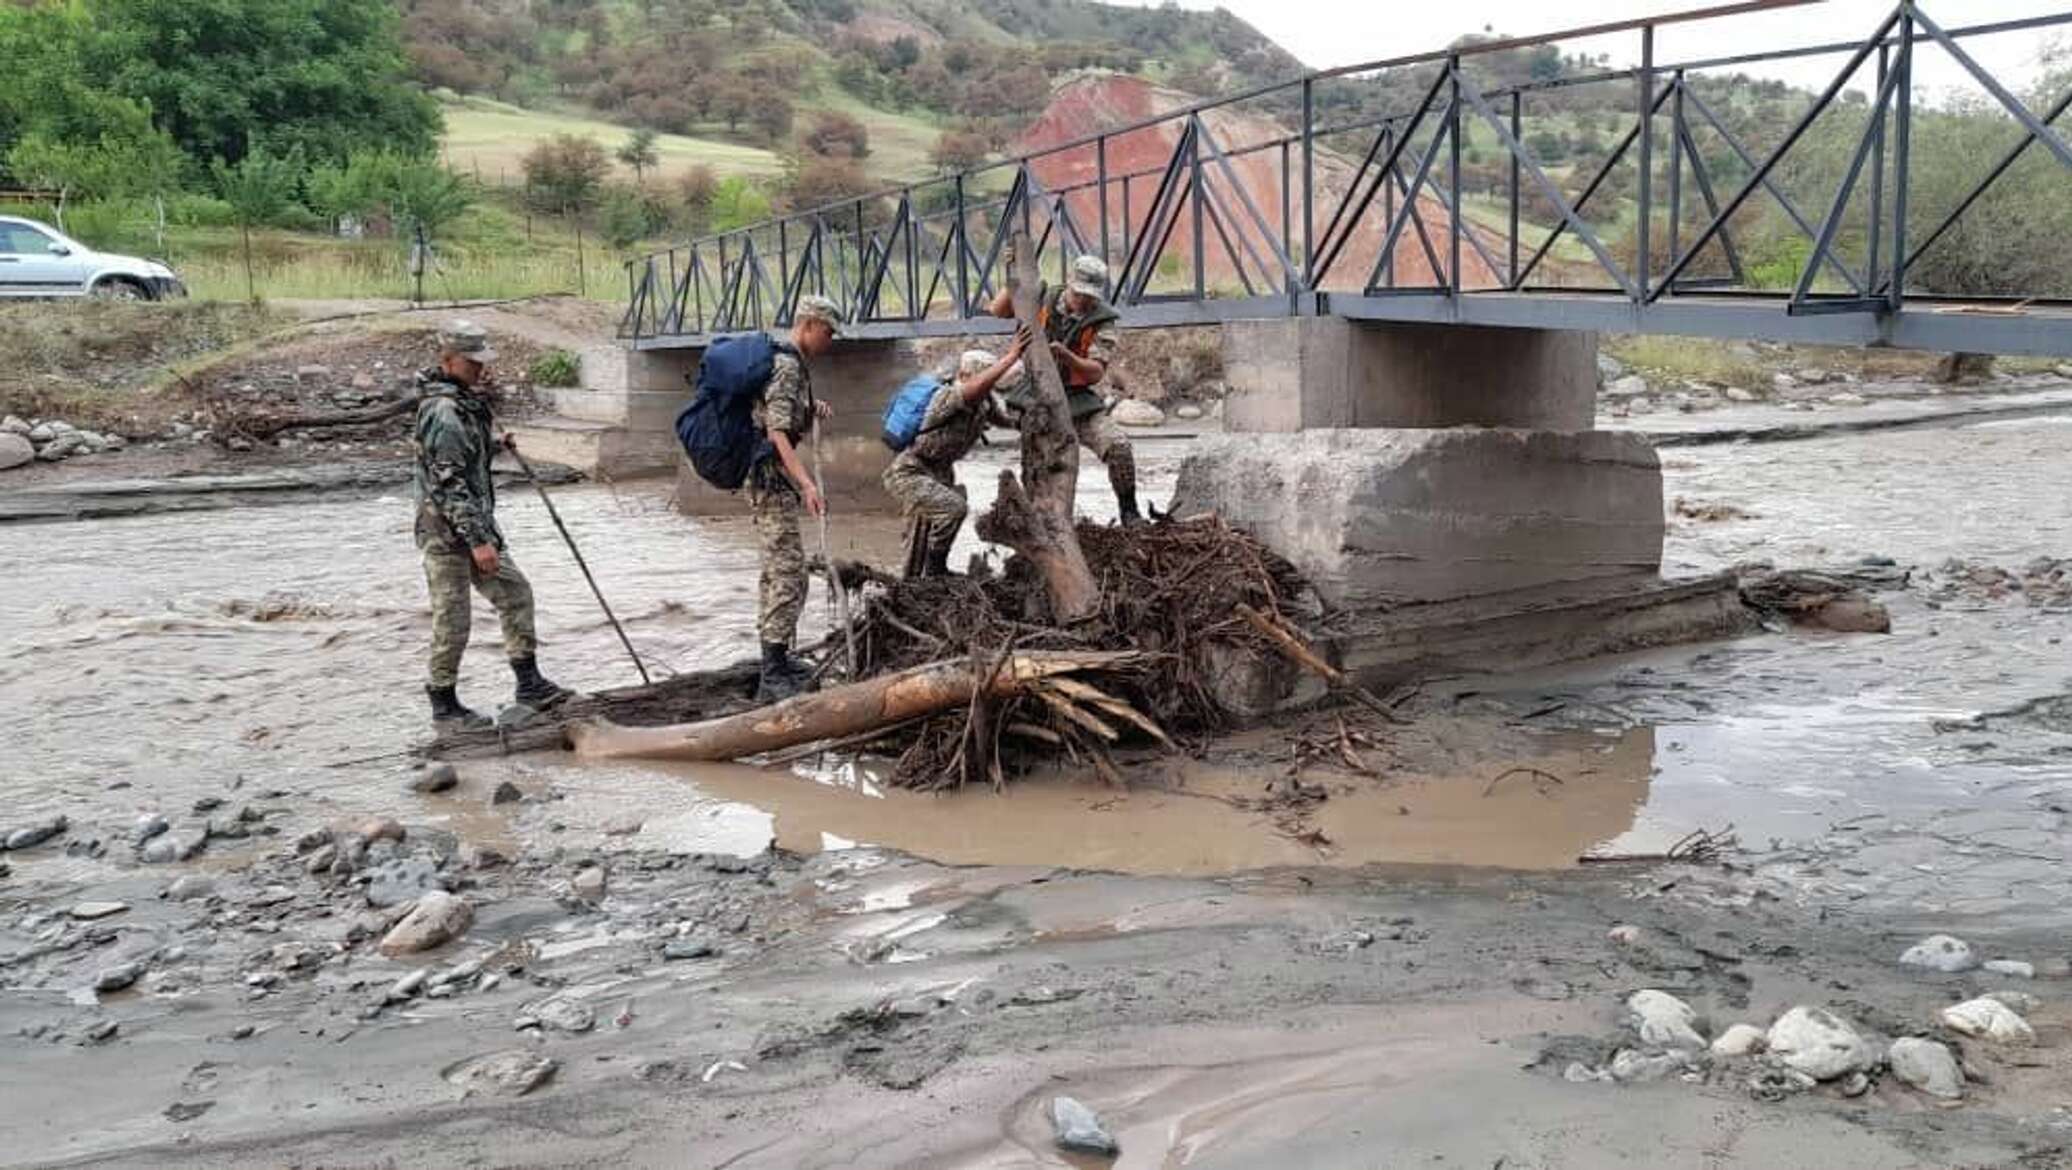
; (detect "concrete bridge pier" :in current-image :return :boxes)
[1220,318,1600,432]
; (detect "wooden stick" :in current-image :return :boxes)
[1235,604,1405,723]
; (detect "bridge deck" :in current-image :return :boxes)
[628,291,2072,357]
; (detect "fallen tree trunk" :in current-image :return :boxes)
[221,394,422,440]
[565,650,1144,762]
[972,230,1099,623]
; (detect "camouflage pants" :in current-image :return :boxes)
[422,546,537,688]
[883,462,966,567]
[1076,410,1137,500]
[748,478,806,648]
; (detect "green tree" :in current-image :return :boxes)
[616,127,661,185]
[212,149,302,301]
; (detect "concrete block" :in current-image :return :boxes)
[1170,428,1664,610]
[1222,317,1597,433]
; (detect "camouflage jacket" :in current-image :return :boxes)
[748,349,813,494]
[411,370,503,551]
[1004,283,1120,420]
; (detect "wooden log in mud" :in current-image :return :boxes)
[566,650,1144,762]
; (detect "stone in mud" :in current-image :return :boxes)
[527,997,596,1034]
[662,939,717,961]
[1050,1096,1118,1156]
[365,856,447,909]
[1984,989,2039,1015]
[1899,934,1978,973]
[411,764,459,794]
[163,874,215,901]
[1710,1024,1768,1058]
[1112,399,1165,428]
[388,969,429,1002]
[141,827,207,864]
[70,901,128,921]
[1605,374,1650,399]
[1606,924,1642,945]
[602,814,644,836]
[305,843,338,874]
[0,433,33,470]
[163,1101,214,1122]
[1766,1006,1875,1081]
[133,814,169,846]
[1808,597,1891,633]
[355,817,405,844]
[1173,402,1205,421]
[1941,996,2035,1045]
[490,781,522,806]
[378,891,473,956]
[293,827,332,855]
[4,814,68,851]
[571,866,607,900]
[1627,990,1706,1051]
[1983,959,2034,979]
[459,842,508,869]
[1889,1037,1963,1099]
[95,961,145,993]
[1609,1049,1687,1083]
[446,1050,557,1098]
[86,1020,118,1043]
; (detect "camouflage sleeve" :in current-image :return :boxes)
[1085,319,1119,371]
[419,402,495,548]
[761,354,809,436]
[924,383,970,427]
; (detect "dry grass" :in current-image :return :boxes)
[0,301,284,432]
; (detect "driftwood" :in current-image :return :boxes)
[972,230,1099,623]
[1236,604,1406,723]
[227,394,421,440]
[565,650,1145,762]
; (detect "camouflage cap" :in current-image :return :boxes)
[438,319,497,363]
[957,348,998,377]
[1067,254,1109,298]
[793,294,845,334]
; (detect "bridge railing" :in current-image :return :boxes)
[620,1,2072,342]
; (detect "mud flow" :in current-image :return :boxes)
[3,422,2071,914]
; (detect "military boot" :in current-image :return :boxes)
[758,641,802,703]
[1115,486,1144,527]
[509,656,573,711]
[924,537,954,578]
[427,685,492,732]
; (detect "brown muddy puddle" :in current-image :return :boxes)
[490,724,1663,875]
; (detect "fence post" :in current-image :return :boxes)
[1636,23,1654,302]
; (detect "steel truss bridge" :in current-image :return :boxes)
[620,0,2072,356]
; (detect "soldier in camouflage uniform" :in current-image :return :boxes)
[990,253,1142,524]
[748,294,841,701]
[413,321,572,730]
[882,335,1029,577]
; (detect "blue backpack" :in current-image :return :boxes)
[675,333,793,490]
[880,374,945,452]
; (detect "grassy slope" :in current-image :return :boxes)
[439,97,787,185]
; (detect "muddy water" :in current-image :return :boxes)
[6,419,2072,907]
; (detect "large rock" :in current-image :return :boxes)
[1170,429,1664,610]
[1942,996,2035,1045]
[1050,1096,1118,1156]
[1766,1006,1875,1081]
[1710,1023,1768,1057]
[0,433,32,471]
[1888,1037,1963,1099]
[1111,399,1166,428]
[1899,934,1978,973]
[1626,990,1706,1051]
[379,891,473,956]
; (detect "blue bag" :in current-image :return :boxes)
[675,333,789,490]
[881,374,944,452]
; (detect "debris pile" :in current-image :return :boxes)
[840,515,1313,790]
[1921,557,2072,609]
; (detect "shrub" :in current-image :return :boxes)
[529,349,580,387]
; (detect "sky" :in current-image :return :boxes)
[1121,1,2068,100]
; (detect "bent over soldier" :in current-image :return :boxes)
[990,253,1141,524]
[413,320,571,731]
[747,294,842,702]
[882,334,1029,577]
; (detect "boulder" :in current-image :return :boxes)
[1766,1006,1875,1081]
[1983,959,2034,979]
[1609,1049,1687,1083]
[1888,1037,1963,1099]
[1172,403,1206,421]
[1170,429,1664,610]
[1597,352,1626,382]
[379,891,473,956]
[0,433,32,471]
[1111,399,1166,428]
[445,1050,557,1098]
[1710,1023,1768,1057]
[1626,990,1706,1051]
[1941,996,2035,1045]
[1899,934,1978,973]
[0,415,28,435]
[1605,374,1650,399]
[1724,386,1758,403]
[1050,1096,1118,1156]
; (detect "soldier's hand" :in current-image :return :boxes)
[814,400,833,422]
[500,432,518,453]
[470,543,501,576]
[801,484,826,519]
